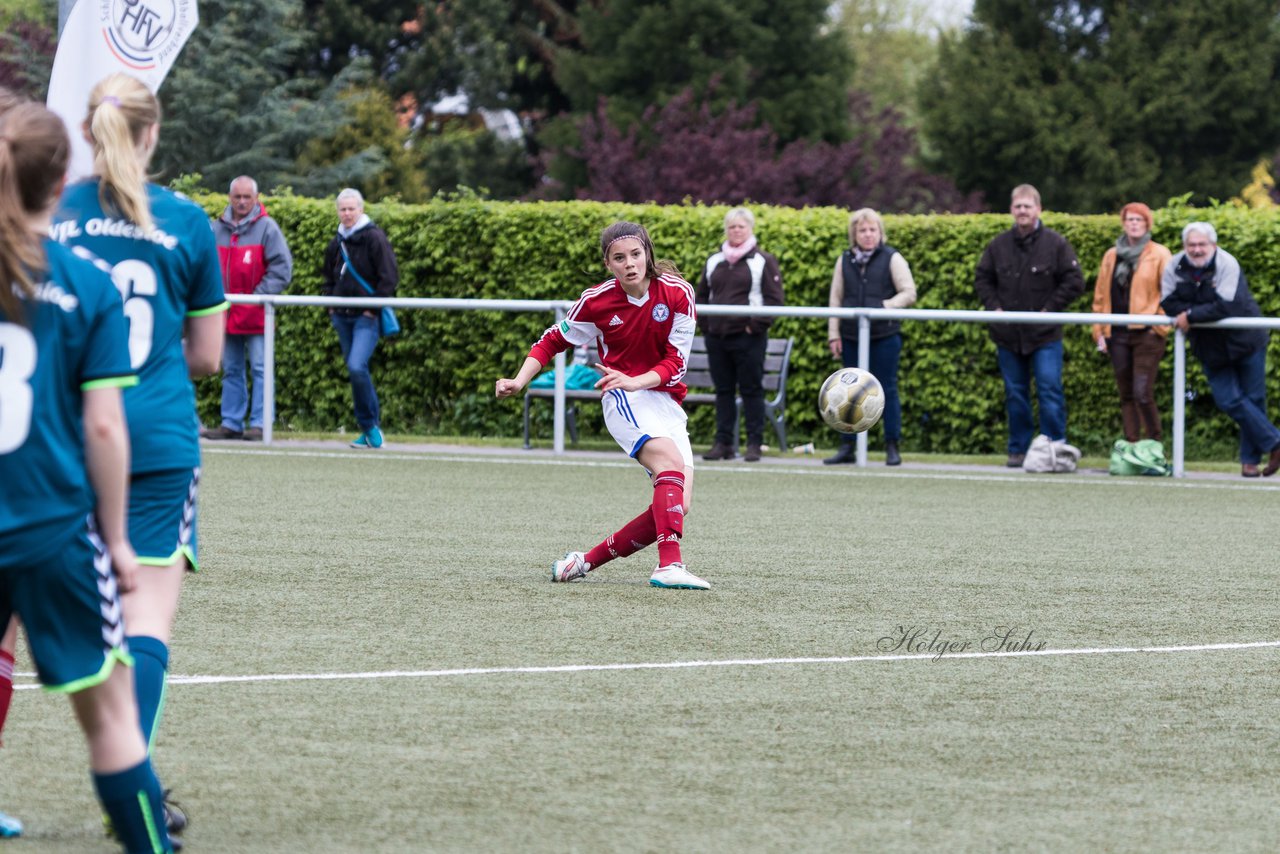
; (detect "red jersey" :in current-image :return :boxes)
[529,273,697,403]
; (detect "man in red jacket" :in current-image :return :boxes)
[202,176,293,441]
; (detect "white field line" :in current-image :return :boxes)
[202,446,1280,493]
[13,640,1280,690]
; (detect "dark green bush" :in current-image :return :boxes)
[194,194,1280,460]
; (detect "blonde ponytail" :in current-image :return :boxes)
[86,74,159,234]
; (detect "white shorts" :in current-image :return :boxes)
[601,389,694,468]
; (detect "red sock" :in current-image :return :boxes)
[585,510,657,569]
[651,470,685,567]
[0,649,14,744]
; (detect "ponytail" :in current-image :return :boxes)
[86,74,159,234]
[0,102,70,322]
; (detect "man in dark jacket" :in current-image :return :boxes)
[1161,222,1280,477]
[202,176,293,441]
[322,188,399,449]
[974,184,1085,467]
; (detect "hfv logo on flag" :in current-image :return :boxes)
[47,0,199,182]
[101,0,195,69]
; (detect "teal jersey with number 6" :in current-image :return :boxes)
[53,180,227,473]
[0,239,136,567]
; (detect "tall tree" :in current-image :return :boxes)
[155,0,425,200]
[553,0,853,145]
[294,82,430,201]
[393,0,523,107]
[301,0,420,82]
[153,0,314,189]
[919,0,1280,212]
[832,0,949,126]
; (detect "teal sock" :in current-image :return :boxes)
[92,758,171,853]
[127,636,169,749]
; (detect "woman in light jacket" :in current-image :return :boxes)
[824,208,916,466]
[1091,202,1171,443]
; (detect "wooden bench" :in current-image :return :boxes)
[523,335,794,452]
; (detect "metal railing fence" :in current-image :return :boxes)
[227,294,1280,477]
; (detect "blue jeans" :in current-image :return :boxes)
[840,333,903,444]
[330,313,381,431]
[1202,347,1280,464]
[996,340,1066,454]
[220,334,266,431]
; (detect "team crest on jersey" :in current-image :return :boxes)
[651,303,670,322]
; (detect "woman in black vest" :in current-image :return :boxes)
[695,207,784,462]
[824,209,917,465]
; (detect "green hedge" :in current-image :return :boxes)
[192,194,1280,459]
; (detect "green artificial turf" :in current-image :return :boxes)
[4,446,1278,852]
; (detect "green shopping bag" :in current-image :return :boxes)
[1109,440,1143,476]
[1124,438,1171,477]
[1110,438,1170,476]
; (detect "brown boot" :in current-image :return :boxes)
[701,442,735,461]
[744,444,762,462]
[200,425,243,440]
[1264,444,1280,476]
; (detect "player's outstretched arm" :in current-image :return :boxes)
[594,365,659,393]
[496,356,544,399]
[83,387,140,592]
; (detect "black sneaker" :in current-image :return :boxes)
[102,791,185,850]
[164,791,187,832]
[164,790,188,848]
[885,441,901,466]
[823,444,855,465]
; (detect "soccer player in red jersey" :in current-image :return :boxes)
[496,222,710,589]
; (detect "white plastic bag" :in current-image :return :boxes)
[1022,434,1081,473]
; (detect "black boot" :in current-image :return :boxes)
[885,441,901,466]
[823,443,856,465]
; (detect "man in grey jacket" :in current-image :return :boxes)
[1161,222,1280,477]
[974,184,1084,467]
[202,176,293,441]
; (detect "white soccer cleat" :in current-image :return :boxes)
[551,551,589,583]
[649,562,710,590]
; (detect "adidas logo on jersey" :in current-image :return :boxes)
[609,314,624,326]
[667,505,685,515]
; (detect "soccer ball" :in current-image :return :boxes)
[818,368,885,434]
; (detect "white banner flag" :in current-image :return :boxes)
[46,0,199,183]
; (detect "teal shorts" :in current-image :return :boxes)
[0,516,132,692]
[130,466,200,571]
